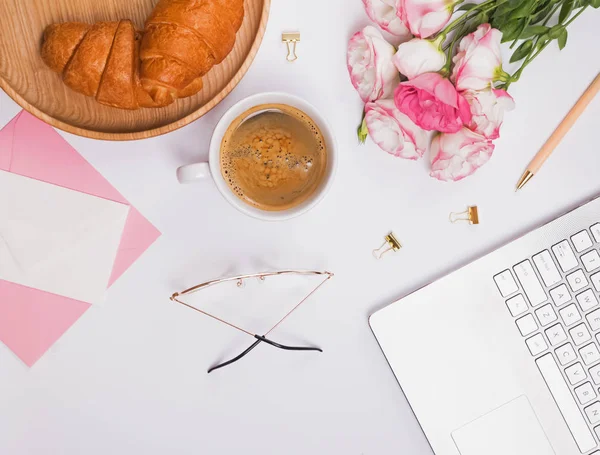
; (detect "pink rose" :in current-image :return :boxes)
[393,38,446,80]
[363,0,410,38]
[347,26,400,103]
[365,99,428,160]
[397,0,455,39]
[430,128,495,181]
[463,88,515,139]
[394,72,472,133]
[451,24,504,91]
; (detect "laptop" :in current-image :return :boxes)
[370,195,600,455]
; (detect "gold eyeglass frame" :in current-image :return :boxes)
[170,270,334,373]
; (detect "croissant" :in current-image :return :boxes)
[40,0,245,110]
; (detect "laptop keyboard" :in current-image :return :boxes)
[494,224,600,454]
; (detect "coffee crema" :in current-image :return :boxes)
[220,104,327,211]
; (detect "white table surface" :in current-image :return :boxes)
[1,2,599,454]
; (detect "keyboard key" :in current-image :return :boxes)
[494,270,518,297]
[590,364,600,384]
[591,224,600,243]
[525,334,548,356]
[514,260,546,306]
[586,402,600,424]
[573,231,593,252]
[576,382,597,405]
[560,304,582,326]
[592,273,600,292]
[536,354,597,453]
[588,309,600,331]
[533,250,562,287]
[567,269,589,292]
[570,323,592,346]
[566,362,587,384]
[580,343,600,365]
[553,240,578,273]
[556,343,577,365]
[516,314,538,336]
[550,284,571,307]
[545,324,567,346]
[534,304,557,327]
[583,250,600,273]
[506,294,528,317]
[578,289,599,311]
[595,428,600,443]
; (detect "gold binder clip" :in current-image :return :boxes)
[449,206,479,225]
[282,32,300,62]
[373,233,402,260]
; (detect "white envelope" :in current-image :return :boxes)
[0,170,130,303]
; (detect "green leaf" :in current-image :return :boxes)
[458,18,481,38]
[520,25,550,38]
[510,39,534,63]
[588,0,600,7]
[532,0,552,14]
[475,11,489,24]
[549,24,565,38]
[501,19,526,42]
[457,3,478,11]
[509,0,536,19]
[496,3,517,17]
[558,28,568,49]
[491,13,506,29]
[510,20,530,46]
[531,4,554,23]
[559,0,575,22]
[536,36,550,50]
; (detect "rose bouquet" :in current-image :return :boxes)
[348,0,598,181]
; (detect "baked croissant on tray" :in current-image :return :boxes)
[40,0,245,110]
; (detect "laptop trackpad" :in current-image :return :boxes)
[452,396,555,455]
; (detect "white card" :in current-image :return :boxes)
[0,170,130,303]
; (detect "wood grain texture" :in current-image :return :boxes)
[0,0,270,141]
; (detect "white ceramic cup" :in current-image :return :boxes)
[177,92,338,221]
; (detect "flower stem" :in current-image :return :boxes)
[506,5,588,89]
[510,17,531,49]
[505,41,547,89]
[442,23,466,73]
[440,0,510,75]
[542,3,562,26]
[435,0,506,41]
[564,5,588,27]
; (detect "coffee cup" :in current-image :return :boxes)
[177,92,338,221]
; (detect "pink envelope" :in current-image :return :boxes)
[0,111,161,366]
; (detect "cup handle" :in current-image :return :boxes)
[177,163,211,184]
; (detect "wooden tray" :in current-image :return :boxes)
[0,0,270,141]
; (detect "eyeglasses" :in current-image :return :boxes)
[170,270,333,373]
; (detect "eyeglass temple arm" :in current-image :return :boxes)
[207,338,262,374]
[207,335,323,374]
[255,335,323,352]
